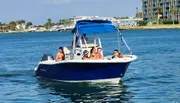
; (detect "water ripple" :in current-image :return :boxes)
[0,31,180,102]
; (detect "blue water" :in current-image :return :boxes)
[0,30,180,103]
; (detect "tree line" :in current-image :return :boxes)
[43,18,74,29]
[0,20,33,32]
[0,18,74,32]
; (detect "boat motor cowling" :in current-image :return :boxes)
[41,54,54,61]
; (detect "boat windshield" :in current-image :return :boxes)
[76,34,99,48]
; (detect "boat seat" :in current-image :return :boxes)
[63,47,70,55]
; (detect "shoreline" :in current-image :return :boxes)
[1,25,180,34]
[119,25,180,30]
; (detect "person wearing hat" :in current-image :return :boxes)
[82,50,89,60]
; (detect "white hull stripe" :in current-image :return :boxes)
[37,77,121,84]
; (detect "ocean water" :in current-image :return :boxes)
[0,30,180,103]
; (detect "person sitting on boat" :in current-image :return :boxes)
[56,47,65,62]
[96,47,103,59]
[90,47,98,60]
[112,49,119,59]
[82,50,90,60]
[118,52,124,58]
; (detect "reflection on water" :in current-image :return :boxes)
[37,78,134,103]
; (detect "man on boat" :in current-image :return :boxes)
[56,47,65,62]
[112,49,119,59]
[112,49,124,59]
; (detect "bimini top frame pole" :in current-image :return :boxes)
[117,30,133,55]
[72,33,77,55]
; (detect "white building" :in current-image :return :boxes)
[112,18,143,27]
[37,27,46,32]
[71,16,114,23]
[71,16,143,27]
[28,27,37,32]
[16,24,26,30]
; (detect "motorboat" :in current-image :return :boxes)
[35,20,137,83]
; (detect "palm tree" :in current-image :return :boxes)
[136,7,142,18]
[170,7,176,25]
[20,20,26,24]
[16,20,21,25]
[47,18,52,24]
[1,23,7,32]
[9,21,16,30]
[136,7,139,18]
[26,22,33,29]
[45,18,52,29]
[156,4,163,25]
[177,8,180,24]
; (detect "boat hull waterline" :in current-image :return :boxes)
[35,61,131,83]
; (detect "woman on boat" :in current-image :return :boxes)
[56,47,65,62]
[96,48,103,59]
[82,50,90,60]
[118,52,124,58]
[90,47,98,60]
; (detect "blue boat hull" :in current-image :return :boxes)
[35,62,131,82]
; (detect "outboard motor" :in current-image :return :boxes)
[41,54,54,62]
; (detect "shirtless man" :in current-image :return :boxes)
[112,49,119,59]
[56,47,65,62]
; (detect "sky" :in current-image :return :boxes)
[0,0,142,25]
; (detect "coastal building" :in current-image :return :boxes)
[37,27,46,32]
[142,0,180,22]
[28,26,46,32]
[112,18,143,27]
[72,16,143,27]
[50,25,74,32]
[16,24,26,30]
[28,27,37,32]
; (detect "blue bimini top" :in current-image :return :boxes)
[72,20,117,35]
